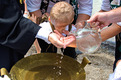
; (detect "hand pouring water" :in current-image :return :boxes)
[70,21,102,54]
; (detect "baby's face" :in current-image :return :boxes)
[54,23,69,33]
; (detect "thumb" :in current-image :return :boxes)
[87,14,98,23]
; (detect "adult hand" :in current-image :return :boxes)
[87,12,111,29]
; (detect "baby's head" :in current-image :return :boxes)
[49,1,74,33]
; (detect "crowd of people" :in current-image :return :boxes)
[0,0,121,80]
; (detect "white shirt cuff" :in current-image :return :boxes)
[36,28,51,44]
[108,61,121,80]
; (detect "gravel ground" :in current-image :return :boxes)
[75,40,115,80]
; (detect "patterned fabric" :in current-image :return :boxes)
[110,0,121,9]
[40,0,49,14]
[70,0,78,24]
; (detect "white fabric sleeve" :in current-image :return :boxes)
[108,61,121,80]
[26,0,42,12]
[113,61,121,80]
[77,0,93,16]
[101,0,111,11]
[36,22,52,44]
[23,11,30,18]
